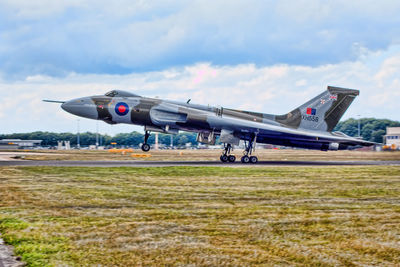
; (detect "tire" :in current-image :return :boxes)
[228,155,236,162]
[141,143,150,152]
[250,156,258,164]
[220,155,228,162]
[241,155,250,163]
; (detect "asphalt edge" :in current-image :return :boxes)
[0,234,24,267]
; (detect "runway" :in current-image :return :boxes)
[1,160,400,167]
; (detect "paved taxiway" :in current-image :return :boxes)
[0,236,23,267]
[1,160,400,167]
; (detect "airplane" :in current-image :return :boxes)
[44,86,376,163]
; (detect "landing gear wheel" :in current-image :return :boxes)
[220,155,228,162]
[250,156,258,164]
[141,143,150,152]
[241,155,250,163]
[141,130,151,152]
[220,143,234,163]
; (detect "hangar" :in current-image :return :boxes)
[0,139,42,149]
[385,127,400,149]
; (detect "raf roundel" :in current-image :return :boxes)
[115,102,129,116]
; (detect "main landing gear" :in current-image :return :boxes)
[141,131,151,152]
[241,135,258,164]
[219,139,258,164]
[220,143,236,163]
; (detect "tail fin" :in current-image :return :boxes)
[275,86,359,132]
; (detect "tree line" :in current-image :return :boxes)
[0,131,198,147]
[334,118,400,143]
[1,118,398,147]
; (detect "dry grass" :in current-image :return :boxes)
[15,149,400,162]
[0,166,400,266]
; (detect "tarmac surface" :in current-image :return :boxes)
[0,236,23,267]
[1,160,400,167]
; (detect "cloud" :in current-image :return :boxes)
[1,0,400,78]
[1,44,400,134]
[1,1,400,134]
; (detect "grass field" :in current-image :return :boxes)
[13,149,400,162]
[1,165,400,266]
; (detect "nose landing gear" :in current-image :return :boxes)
[220,143,236,163]
[141,131,151,152]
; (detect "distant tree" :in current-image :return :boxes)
[371,129,386,143]
[5,118,398,147]
[361,124,374,141]
[335,118,359,137]
[108,131,198,147]
[335,118,400,143]
[159,134,173,146]
[177,135,189,146]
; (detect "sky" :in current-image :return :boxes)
[1,0,400,135]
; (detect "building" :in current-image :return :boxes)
[385,127,400,149]
[0,139,42,149]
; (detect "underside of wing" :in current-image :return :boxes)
[221,118,377,151]
[253,127,377,151]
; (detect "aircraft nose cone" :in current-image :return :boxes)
[61,98,98,119]
[61,101,72,113]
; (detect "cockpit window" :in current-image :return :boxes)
[105,90,140,98]
[105,90,118,97]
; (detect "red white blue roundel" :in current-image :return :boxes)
[115,102,129,116]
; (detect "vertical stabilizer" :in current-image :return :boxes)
[275,86,359,132]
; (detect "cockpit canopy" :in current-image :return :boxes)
[105,90,140,98]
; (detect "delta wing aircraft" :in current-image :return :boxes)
[44,86,375,163]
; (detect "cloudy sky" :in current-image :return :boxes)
[1,0,400,135]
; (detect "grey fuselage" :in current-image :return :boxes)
[60,88,375,151]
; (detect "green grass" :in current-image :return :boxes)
[0,166,400,266]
